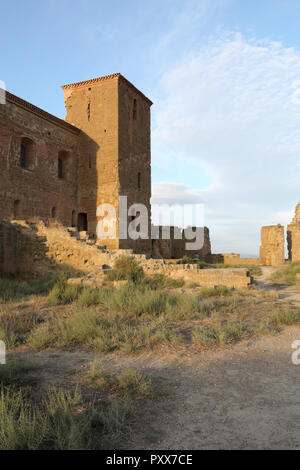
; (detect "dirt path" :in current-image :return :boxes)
[255,266,300,303]
[19,325,300,450]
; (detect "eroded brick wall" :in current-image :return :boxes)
[0,93,80,226]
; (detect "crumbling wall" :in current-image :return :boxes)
[182,227,211,260]
[142,259,251,289]
[0,220,112,279]
[259,224,284,266]
[0,221,54,278]
[221,254,260,265]
[287,203,300,261]
[152,226,211,260]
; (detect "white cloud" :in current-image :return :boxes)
[152,33,300,255]
[152,182,204,205]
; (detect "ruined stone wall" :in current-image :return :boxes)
[142,259,252,289]
[220,254,260,265]
[152,226,211,260]
[0,92,80,227]
[0,221,38,278]
[287,203,300,261]
[183,226,211,260]
[259,224,285,266]
[0,220,114,279]
[118,77,152,254]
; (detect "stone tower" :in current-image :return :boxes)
[62,73,152,253]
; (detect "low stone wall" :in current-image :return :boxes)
[206,253,260,265]
[166,266,251,289]
[142,260,252,289]
[221,254,260,265]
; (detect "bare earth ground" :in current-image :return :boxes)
[17,324,300,450]
[256,266,300,303]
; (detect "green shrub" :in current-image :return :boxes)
[48,279,83,305]
[105,270,127,281]
[0,356,38,387]
[0,311,40,349]
[200,285,233,297]
[192,326,219,345]
[0,278,56,303]
[117,369,152,397]
[193,322,253,346]
[269,309,300,326]
[218,322,253,344]
[112,256,144,283]
[0,388,93,450]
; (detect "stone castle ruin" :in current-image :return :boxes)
[0,73,209,260]
[1,72,300,287]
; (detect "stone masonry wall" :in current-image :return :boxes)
[287,202,300,261]
[152,226,211,260]
[142,260,252,289]
[0,92,80,227]
[259,224,285,266]
[62,74,153,254]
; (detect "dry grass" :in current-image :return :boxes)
[270,261,300,284]
[0,274,298,358]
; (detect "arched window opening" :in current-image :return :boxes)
[20,137,35,169]
[13,200,21,219]
[133,99,137,120]
[138,172,141,189]
[51,207,57,219]
[58,151,71,179]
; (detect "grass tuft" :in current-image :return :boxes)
[269,309,300,326]
[200,285,233,297]
[270,262,300,284]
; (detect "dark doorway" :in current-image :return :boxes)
[72,210,76,227]
[78,213,88,231]
[13,200,21,219]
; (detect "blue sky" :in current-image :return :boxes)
[2,0,300,254]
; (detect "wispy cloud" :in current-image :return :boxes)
[152,32,300,255]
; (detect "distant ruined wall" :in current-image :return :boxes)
[287,203,300,261]
[221,254,260,265]
[259,224,285,266]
